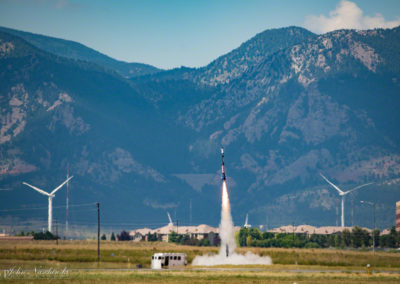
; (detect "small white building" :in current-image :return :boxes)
[151,253,187,269]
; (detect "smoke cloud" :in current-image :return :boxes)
[304,0,400,34]
[192,181,272,266]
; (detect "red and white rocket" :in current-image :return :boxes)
[221,147,226,181]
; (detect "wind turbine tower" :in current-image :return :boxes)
[23,176,73,233]
[66,164,70,239]
[320,173,373,227]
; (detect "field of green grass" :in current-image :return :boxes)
[1,240,400,283]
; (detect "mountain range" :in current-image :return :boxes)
[1,25,399,234]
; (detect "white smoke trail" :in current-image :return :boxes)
[192,181,272,266]
[219,181,236,256]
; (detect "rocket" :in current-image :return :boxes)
[221,147,226,181]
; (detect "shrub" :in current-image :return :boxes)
[33,231,59,240]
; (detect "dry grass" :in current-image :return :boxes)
[1,269,400,283]
[1,240,400,270]
[1,241,400,283]
[236,246,400,268]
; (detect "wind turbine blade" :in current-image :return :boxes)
[344,182,374,195]
[50,176,74,195]
[22,182,51,197]
[320,173,344,194]
[167,212,173,225]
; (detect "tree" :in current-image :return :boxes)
[179,234,191,245]
[238,228,249,246]
[309,234,328,248]
[380,234,389,247]
[249,227,262,240]
[262,232,274,240]
[33,231,59,240]
[110,232,116,241]
[117,230,132,241]
[197,238,210,246]
[372,229,380,248]
[101,234,106,240]
[168,231,178,243]
[147,233,159,242]
[326,234,336,247]
[305,242,320,248]
[334,234,343,248]
[387,226,399,248]
[342,229,351,247]
[351,226,363,248]
[350,226,370,248]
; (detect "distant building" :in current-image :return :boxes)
[130,224,226,244]
[268,225,369,235]
[380,228,391,235]
[0,235,33,241]
[130,228,152,242]
[396,201,400,232]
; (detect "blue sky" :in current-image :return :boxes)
[0,0,399,69]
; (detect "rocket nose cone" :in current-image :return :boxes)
[221,147,224,154]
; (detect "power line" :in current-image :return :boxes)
[0,203,96,212]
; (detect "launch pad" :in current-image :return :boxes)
[192,147,271,266]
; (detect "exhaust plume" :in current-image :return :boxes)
[193,180,272,266]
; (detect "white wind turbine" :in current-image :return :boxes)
[23,176,73,233]
[320,173,373,228]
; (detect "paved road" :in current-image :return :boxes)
[3,266,400,274]
[67,267,400,274]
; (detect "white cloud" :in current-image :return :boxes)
[304,0,400,34]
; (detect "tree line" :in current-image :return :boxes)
[21,226,399,249]
[238,226,399,249]
[16,230,59,240]
[168,231,212,246]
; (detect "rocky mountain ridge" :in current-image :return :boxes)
[0,26,162,78]
[1,26,399,230]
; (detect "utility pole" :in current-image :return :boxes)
[361,201,376,254]
[189,199,192,226]
[66,164,69,240]
[351,197,354,227]
[292,221,295,242]
[176,219,179,235]
[373,203,376,254]
[97,202,100,262]
[56,218,58,245]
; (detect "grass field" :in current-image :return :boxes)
[1,240,400,283]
